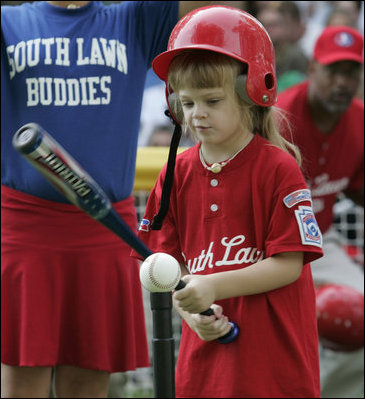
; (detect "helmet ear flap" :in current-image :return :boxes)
[235,75,255,105]
[166,87,184,124]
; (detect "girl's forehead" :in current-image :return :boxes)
[178,87,226,98]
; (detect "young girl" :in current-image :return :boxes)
[133,6,323,398]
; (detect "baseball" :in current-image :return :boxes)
[140,252,181,292]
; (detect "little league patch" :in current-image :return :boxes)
[295,206,322,248]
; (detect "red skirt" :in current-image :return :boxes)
[1,185,150,372]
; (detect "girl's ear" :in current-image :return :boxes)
[235,75,255,105]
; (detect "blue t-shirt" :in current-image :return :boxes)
[1,1,178,202]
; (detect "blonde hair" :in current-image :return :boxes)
[167,50,301,166]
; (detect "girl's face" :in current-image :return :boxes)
[179,86,245,149]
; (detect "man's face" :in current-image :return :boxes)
[309,60,362,113]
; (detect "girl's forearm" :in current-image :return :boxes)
[206,252,304,300]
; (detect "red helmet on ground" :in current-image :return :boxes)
[152,5,277,112]
[316,284,364,352]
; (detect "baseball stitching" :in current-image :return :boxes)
[148,254,180,290]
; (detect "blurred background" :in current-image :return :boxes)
[1,1,364,397]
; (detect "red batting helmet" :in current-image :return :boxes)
[152,5,277,121]
[316,284,364,352]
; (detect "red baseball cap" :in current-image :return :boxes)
[314,26,364,65]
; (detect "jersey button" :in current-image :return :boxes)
[210,179,218,187]
[319,157,326,165]
[210,204,218,212]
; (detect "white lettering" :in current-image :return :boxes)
[39,77,52,105]
[90,37,105,65]
[25,76,112,107]
[41,38,55,65]
[6,45,16,79]
[234,247,264,264]
[216,236,246,266]
[188,257,199,274]
[100,75,111,104]
[66,79,80,106]
[79,77,89,105]
[202,242,214,270]
[26,39,40,67]
[26,78,39,106]
[87,76,101,105]
[14,41,26,73]
[310,173,349,197]
[55,37,70,66]
[76,38,89,65]
[100,38,116,68]
[54,78,67,106]
[186,242,214,273]
[7,36,127,107]
[7,37,128,78]
[185,235,264,274]
[116,42,128,74]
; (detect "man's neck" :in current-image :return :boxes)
[307,90,342,135]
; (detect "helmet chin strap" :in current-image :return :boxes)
[150,110,182,230]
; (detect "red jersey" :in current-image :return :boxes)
[277,81,364,234]
[133,135,323,398]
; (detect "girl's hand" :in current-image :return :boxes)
[173,274,216,314]
[183,304,231,341]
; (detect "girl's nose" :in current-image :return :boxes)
[192,104,208,119]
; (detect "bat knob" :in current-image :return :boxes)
[218,321,240,344]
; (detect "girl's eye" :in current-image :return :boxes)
[182,102,193,107]
[208,99,220,105]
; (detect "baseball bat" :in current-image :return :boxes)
[12,122,153,260]
[12,123,239,343]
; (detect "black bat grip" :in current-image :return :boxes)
[175,280,239,344]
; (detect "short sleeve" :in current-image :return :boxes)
[265,158,323,265]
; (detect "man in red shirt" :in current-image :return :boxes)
[277,26,364,398]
